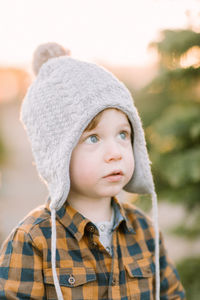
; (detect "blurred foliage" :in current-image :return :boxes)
[133,28,200,298]
[176,256,200,300]
[171,217,200,240]
[133,194,152,213]
[135,28,200,236]
[149,29,200,69]
[150,29,200,56]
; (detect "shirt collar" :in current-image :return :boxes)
[46,196,135,242]
[112,197,135,234]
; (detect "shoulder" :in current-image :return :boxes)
[1,205,51,253]
[122,201,153,227]
[121,201,156,240]
[120,201,157,254]
[17,204,51,233]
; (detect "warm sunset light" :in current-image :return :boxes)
[0,2,200,298]
[0,0,199,67]
[180,46,200,68]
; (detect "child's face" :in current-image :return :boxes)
[69,109,134,201]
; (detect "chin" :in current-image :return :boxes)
[100,187,123,198]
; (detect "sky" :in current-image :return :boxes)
[0,0,199,68]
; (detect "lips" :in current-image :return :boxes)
[104,170,123,177]
[103,170,124,182]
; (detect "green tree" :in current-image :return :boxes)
[134,28,200,299]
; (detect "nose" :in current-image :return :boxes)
[104,140,122,163]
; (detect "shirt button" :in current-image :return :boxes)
[87,225,95,233]
[68,275,75,285]
[112,278,116,286]
[106,246,110,252]
[99,224,105,231]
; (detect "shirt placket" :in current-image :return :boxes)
[108,230,121,300]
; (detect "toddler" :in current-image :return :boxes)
[0,43,185,299]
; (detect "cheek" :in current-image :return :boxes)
[126,148,135,177]
[70,153,97,184]
[129,156,135,176]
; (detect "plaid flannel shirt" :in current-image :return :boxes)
[0,197,185,299]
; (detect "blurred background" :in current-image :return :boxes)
[0,0,200,298]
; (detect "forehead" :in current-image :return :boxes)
[84,108,130,132]
[96,108,130,127]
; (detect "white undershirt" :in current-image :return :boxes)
[94,208,115,255]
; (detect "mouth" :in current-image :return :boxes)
[105,170,123,176]
[103,170,124,182]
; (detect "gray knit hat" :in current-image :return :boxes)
[20,43,160,300]
[21,43,155,209]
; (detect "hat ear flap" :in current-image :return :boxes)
[124,107,155,195]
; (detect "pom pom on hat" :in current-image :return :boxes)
[32,42,71,75]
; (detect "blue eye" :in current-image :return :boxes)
[119,131,127,140]
[86,135,99,144]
